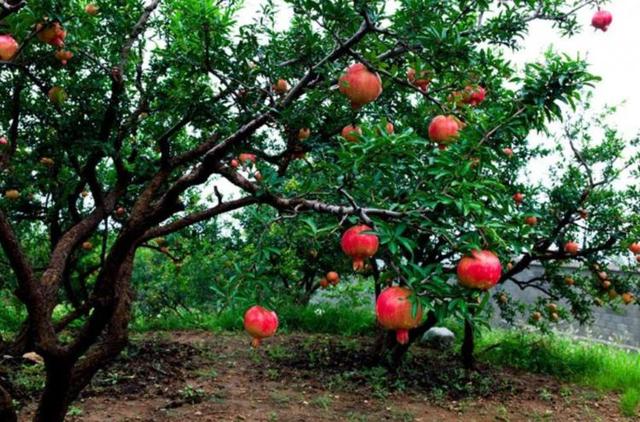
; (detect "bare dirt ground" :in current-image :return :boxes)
[14,331,628,421]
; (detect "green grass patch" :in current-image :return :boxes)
[476,329,640,417]
[131,302,375,336]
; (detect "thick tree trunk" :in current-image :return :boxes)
[33,252,135,422]
[461,318,475,370]
[34,360,73,422]
[0,384,16,422]
[372,311,438,367]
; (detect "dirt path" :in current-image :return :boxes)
[17,331,627,421]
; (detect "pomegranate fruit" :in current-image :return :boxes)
[341,124,362,142]
[54,49,73,65]
[457,250,502,290]
[375,286,423,344]
[116,207,126,217]
[85,4,99,15]
[340,225,379,271]
[273,79,289,94]
[338,63,382,108]
[238,153,256,164]
[82,241,93,251]
[326,271,339,285]
[532,311,542,322]
[385,122,394,134]
[524,216,538,226]
[592,10,612,31]
[502,147,513,158]
[319,278,329,288]
[297,128,310,141]
[565,276,575,286]
[243,305,279,348]
[0,35,18,61]
[464,85,486,106]
[406,68,430,92]
[5,189,19,200]
[512,192,524,205]
[629,243,640,254]
[428,115,460,148]
[622,292,635,305]
[40,157,54,167]
[48,86,67,105]
[564,241,579,255]
[0,137,7,145]
[230,159,239,169]
[37,22,66,47]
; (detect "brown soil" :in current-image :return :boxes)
[14,331,627,421]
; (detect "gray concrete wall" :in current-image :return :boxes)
[494,264,640,348]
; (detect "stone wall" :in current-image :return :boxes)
[494,264,640,348]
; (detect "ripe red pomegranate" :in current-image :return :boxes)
[457,250,502,290]
[273,79,289,94]
[230,159,239,169]
[85,4,99,15]
[341,225,379,271]
[385,122,394,134]
[319,278,329,288]
[0,35,18,61]
[326,271,339,285]
[0,137,7,146]
[375,286,423,344]
[464,85,486,106]
[406,68,430,92]
[428,115,460,148]
[592,10,612,31]
[339,63,382,108]
[54,49,73,65]
[341,124,362,142]
[513,192,524,205]
[48,86,67,105]
[37,22,66,47]
[298,128,310,141]
[502,147,513,158]
[629,243,640,254]
[243,305,279,348]
[564,241,579,255]
[238,153,256,164]
[524,216,538,226]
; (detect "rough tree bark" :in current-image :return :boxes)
[0,384,16,422]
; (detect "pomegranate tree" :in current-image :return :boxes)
[243,305,279,348]
[340,225,379,271]
[376,286,423,344]
[457,250,502,290]
[339,63,383,108]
